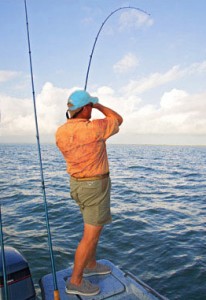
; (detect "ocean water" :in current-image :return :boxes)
[1,144,206,300]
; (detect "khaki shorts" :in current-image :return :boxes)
[70,176,112,226]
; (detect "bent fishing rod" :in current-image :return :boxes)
[84,6,150,91]
[24,1,60,299]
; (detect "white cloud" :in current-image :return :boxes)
[93,85,206,136]
[123,66,183,95]
[93,85,142,115]
[187,61,206,74]
[122,61,206,96]
[124,89,206,135]
[0,70,21,83]
[36,82,72,134]
[113,53,139,74]
[160,89,188,111]
[0,94,35,135]
[1,82,73,138]
[119,10,153,30]
[1,61,206,143]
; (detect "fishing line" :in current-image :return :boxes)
[84,6,150,90]
[0,204,9,300]
[24,1,60,299]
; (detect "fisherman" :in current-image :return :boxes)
[55,90,123,296]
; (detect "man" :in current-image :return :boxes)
[56,90,123,296]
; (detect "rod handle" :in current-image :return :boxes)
[54,290,60,300]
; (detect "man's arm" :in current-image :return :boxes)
[93,103,123,126]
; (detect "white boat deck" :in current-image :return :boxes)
[40,259,168,300]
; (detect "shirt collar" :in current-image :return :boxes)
[67,118,88,123]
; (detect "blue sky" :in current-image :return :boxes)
[1,0,206,145]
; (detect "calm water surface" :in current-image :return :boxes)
[1,144,206,300]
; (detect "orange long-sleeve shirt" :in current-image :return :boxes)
[56,117,119,178]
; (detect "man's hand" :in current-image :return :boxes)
[93,103,123,126]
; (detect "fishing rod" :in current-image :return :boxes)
[24,1,60,299]
[0,204,9,300]
[84,6,150,90]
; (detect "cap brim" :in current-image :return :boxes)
[90,96,99,104]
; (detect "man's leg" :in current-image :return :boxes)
[70,223,103,285]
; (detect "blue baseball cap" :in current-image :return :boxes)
[67,90,99,111]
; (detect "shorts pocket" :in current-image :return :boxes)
[79,180,102,207]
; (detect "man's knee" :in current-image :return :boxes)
[83,223,103,244]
